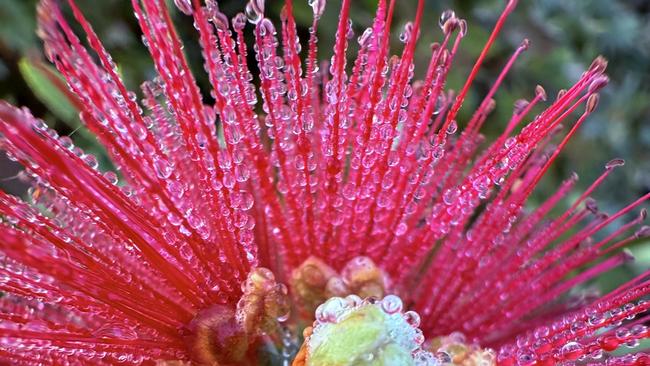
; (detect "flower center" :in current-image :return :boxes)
[183,259,495,366]
[292,295,496,366]
[291,256,388,318]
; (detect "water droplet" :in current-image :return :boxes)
[232,13,247,31]
[103,171,119,185]
[439,10,455,28]
[245,0,264,24]
[82,154,99,170]
[435,351,452,363]
[258,18,275,37]
[315,297,347,323]
[439,10,457,33]
[209,7,229,30]
[92,324,138,340]
[403,311,420,327]
[308,0,326,19]
[560,342,583,360]
[395,222,407,236]
[446,120,458,134]
[345,294,363,307]
[399,22,413,43]
[59,136,74,150]
[443,188,460,205]
[516,348,537,366]
[380,295,403,314]
[154,158,173,179]
[414,350,436,366]
[358,28,373,47]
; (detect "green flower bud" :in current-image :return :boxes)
[304,295,440,366]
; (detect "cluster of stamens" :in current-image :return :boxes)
[290,256,388,318]
[0,0,648,364]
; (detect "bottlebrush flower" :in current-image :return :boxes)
[0,0,648,364]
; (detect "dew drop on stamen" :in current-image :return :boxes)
[232,13,247,31]
[154,158,173,179]
[399,22,413,43]
[245,0,264,25]
[258,18,275,37]
[516,348,537,366]
[210,10,230,31]
[357,28,373,47]
[443,188,460,205]
[638,208,647,220]
[308,0,326,19]
[380,294,403,314]
[395,222,407,236]
[439,10,456,29]
[92,323,138,340]
[82,154,99,170]
[435,351,452,363]
[315,297,346,323]
[346,20,354,39]
[439,10,458,34]
[403,311,421,327]
[560,342,583,360]
[205,0,218,12]
[413,351,435,365]
[59,136,74,150]
[446,120,458,134]
[103,171,119,185]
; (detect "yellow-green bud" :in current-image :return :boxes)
[302,295,441,366]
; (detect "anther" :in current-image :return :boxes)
[589,56,608,74]
[605,158,625,170]
[535,85,547,101]
[586,93,599,113]
[588,76,609,93]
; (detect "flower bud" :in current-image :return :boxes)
[295,295,437,366]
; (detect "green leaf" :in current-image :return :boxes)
[18,58,79,124]
[18,57,114,171]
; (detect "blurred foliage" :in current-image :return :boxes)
[0,0,648,290]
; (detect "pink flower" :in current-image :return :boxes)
[0,0,648,365]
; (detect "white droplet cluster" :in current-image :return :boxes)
[308,295,448,365]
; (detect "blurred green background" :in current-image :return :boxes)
[0,0,648,291]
